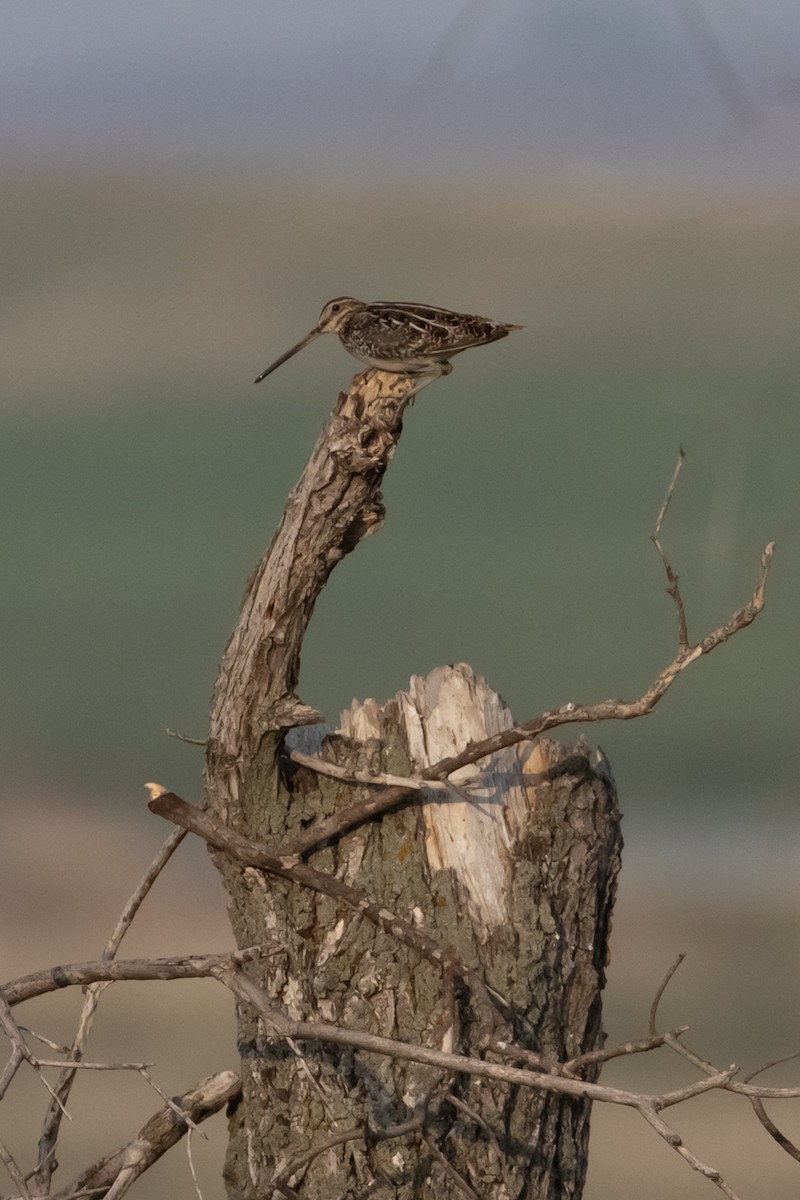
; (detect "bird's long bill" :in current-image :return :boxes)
[253,326,322,384]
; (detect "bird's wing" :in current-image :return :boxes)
[366,302,517,358]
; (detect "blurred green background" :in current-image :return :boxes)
[2,3,800,1197]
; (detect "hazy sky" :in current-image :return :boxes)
[2,1,798,173]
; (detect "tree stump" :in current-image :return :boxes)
[203,370,622,1198]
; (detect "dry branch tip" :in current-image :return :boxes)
[649,953,686,1036]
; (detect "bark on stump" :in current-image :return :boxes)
[203,370,623,1199]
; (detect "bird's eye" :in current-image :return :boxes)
[331,303,341,313]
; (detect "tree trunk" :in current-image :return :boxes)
[203,370,623,1199]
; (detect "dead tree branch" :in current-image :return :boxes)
[32,824,189,1195]
[145,789,503,1044]
[635,1101,740,1200]
[374,541,775,778]
[284,527,774,859]
[0,995,69,1116]
[206,368,417,798]
[49,1071,241,1200]
[650,951,687,1035]
[652,445,690,647]
[2,947,275,1008]
[745,1054,800,1165]
[5,942,800,1200]
[0,1138,30,1200]
[7,951,800,1106]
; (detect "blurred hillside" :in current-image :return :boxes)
[2,164,798,817]
[2,160,800,1199]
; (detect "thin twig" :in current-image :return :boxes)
[564,1028,689,1075]
[444,1094,501,1151]
[658,1066,739,1108]
[186,1129,204,1200]
[649,952,686,1035]
[419,537,774,782]
[7,938,800,1106]
[744,1052,800,1164]
[228,966,784,1107]
[0,1136,31,1200]
[271,1127,366,1192]
[143,797,800,1108]
[102,827,189,953]
[139,1067,207,1139]
[744,1050,800,1084]
[223,968,656,1105]
[0,993,34,1100]
[664,1030,720,1075]
[3,946,274,1007]
[6,943,800,1200]
[748,1095,800,1164]
[653,448,685,543]
[29,1058,151,1072]
[50,1071,241,1200]
[651,448,690,648]
[33,822,189,1193]
[0,995,70,1116]
[166,727,208,747]
[286,539,774,856]
[488,1042,557,1074]
[224,967,800,1200]
[284,1036,340,1124]
[287,749,453,793]
[146,791,504,1046]
[664,1030,800,1100]
[423,1135,480,1200]
[657,1010,798,1104]
[18,1027,70,1054]
[636,1103,741,1200]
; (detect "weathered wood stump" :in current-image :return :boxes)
[203,370,622,1199]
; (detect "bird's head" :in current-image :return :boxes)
[315,297,364,333]
[254,297,365,383]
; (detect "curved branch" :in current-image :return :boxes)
[207,369,417,778]
[744,1053,800,1164]
[50,1071,241,1200]
[146,791,503,1044]
[7,953,800,1105]
[2,947,272,1008]
[285,539,775,856]
[33,826,188,1194]
[415,540,775,779]
[5,944,800,1200]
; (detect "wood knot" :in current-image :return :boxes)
[328,414,396,474]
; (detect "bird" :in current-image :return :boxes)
[254,297,523,389]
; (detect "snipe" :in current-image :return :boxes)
[254,297,523,388]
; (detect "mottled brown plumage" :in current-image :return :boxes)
[254,297,523,385]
